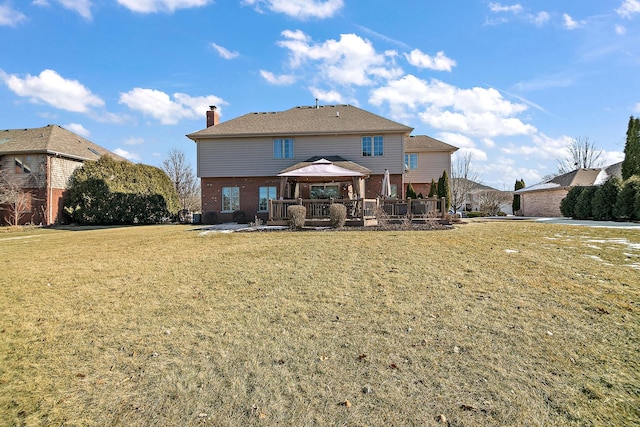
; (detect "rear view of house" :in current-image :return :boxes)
[187,104,457,223]
[0,125,126,225]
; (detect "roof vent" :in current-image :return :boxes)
[336,111,340,117]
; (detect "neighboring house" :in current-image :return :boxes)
[452,178,514,215]
[187,104,458,222]
[516,162,622,217]
[404,135,458,197]
[0,125,127,225]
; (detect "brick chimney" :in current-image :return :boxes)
[206,106,220,127]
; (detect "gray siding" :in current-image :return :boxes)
[50,157,84,189]
[405,151,451,184]
[0,154,46,188]
[197,133,406,178]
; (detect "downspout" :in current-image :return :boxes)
[47,155,52,225]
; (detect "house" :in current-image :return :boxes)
[187,104,458,223]
[516,162,622,217]
[404,135,458,197]
[0,125,127,225]
[452,178,514,215]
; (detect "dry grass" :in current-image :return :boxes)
[0,221,639,426]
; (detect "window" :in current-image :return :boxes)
[390,184,398,199]
[362,136,384,156]
[273,138,294,159]
[221,187,239,212]
[405,153,418,170]
[14,156,31,174]
[310,184,339,199]
[258,186,277,211]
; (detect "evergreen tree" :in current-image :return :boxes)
[592,177,621,220]
[406,182,417,199]
[428,179,437,197]
[64,156,179,225]
[512,179,525,214]
[437,170,451,211]
[622,116,640,180]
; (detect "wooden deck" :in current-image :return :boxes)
[268,197,446,226]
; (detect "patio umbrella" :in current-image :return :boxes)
[381,168,391,198]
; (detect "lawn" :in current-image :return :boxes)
[0,221,638,426]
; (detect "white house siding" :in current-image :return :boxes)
[520,189,567,217]
[50,156,83,189]
[196,133,406,178]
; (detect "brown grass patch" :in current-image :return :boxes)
[0,222,638,426]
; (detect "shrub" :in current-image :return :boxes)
[560,186,583,218]
[329,204,347,228]
[287,205,306,230]
[466,211,487,218]
[202,211,218,225]
[614,176,640,220]
[64,156,179,225]
[593,177,621,220]
[232,210,247,224]
[574,186,597,220]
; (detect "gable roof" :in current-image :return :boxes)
[0,125,127,162]
[187,104,413,140]
[517,163,623,193]
[405,135,458,152]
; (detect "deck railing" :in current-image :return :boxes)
[268,197,445,225]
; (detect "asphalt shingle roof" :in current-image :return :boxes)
[0,124,127,162]
[405,135,458,152]
[187,105,414,139]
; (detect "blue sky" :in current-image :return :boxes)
[1,0,639,190]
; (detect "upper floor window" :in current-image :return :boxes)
[405,153,418,170]
[221,187,240,212]
[362,136,384,157]
[14,156,31,174]
[274,138,294,159]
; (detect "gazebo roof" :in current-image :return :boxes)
[278,157,370,177]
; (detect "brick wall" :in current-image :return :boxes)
[520,189,567,217]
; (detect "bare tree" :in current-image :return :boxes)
[476,190,512,216]
[451,151,481,213]
[556,136,604,175]
[162,149,199,219]
[0,170,31,226]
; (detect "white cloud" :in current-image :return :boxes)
[1,69,104,113]
[243,0,343,20]
[310,87,345,104]
[634,102,640,113]
[119,88,226,125]
[531,11,550,26]
[404,49,456,72]
[615,24,627,35]
[32,0,50,6]
[562,13,584,30]
[58,0,93,20]
[124,136,144,145]
[64,123,90,137]
[211,43,239,59]
[488,2,523,14]
[437,132,475,148]
[113,148,141,162]
[0,4,27,26]
[370,75,535,138]
[617,0,640,18]
[277,30,397,86]
[116,0,211,13]
[259,70,296,85]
